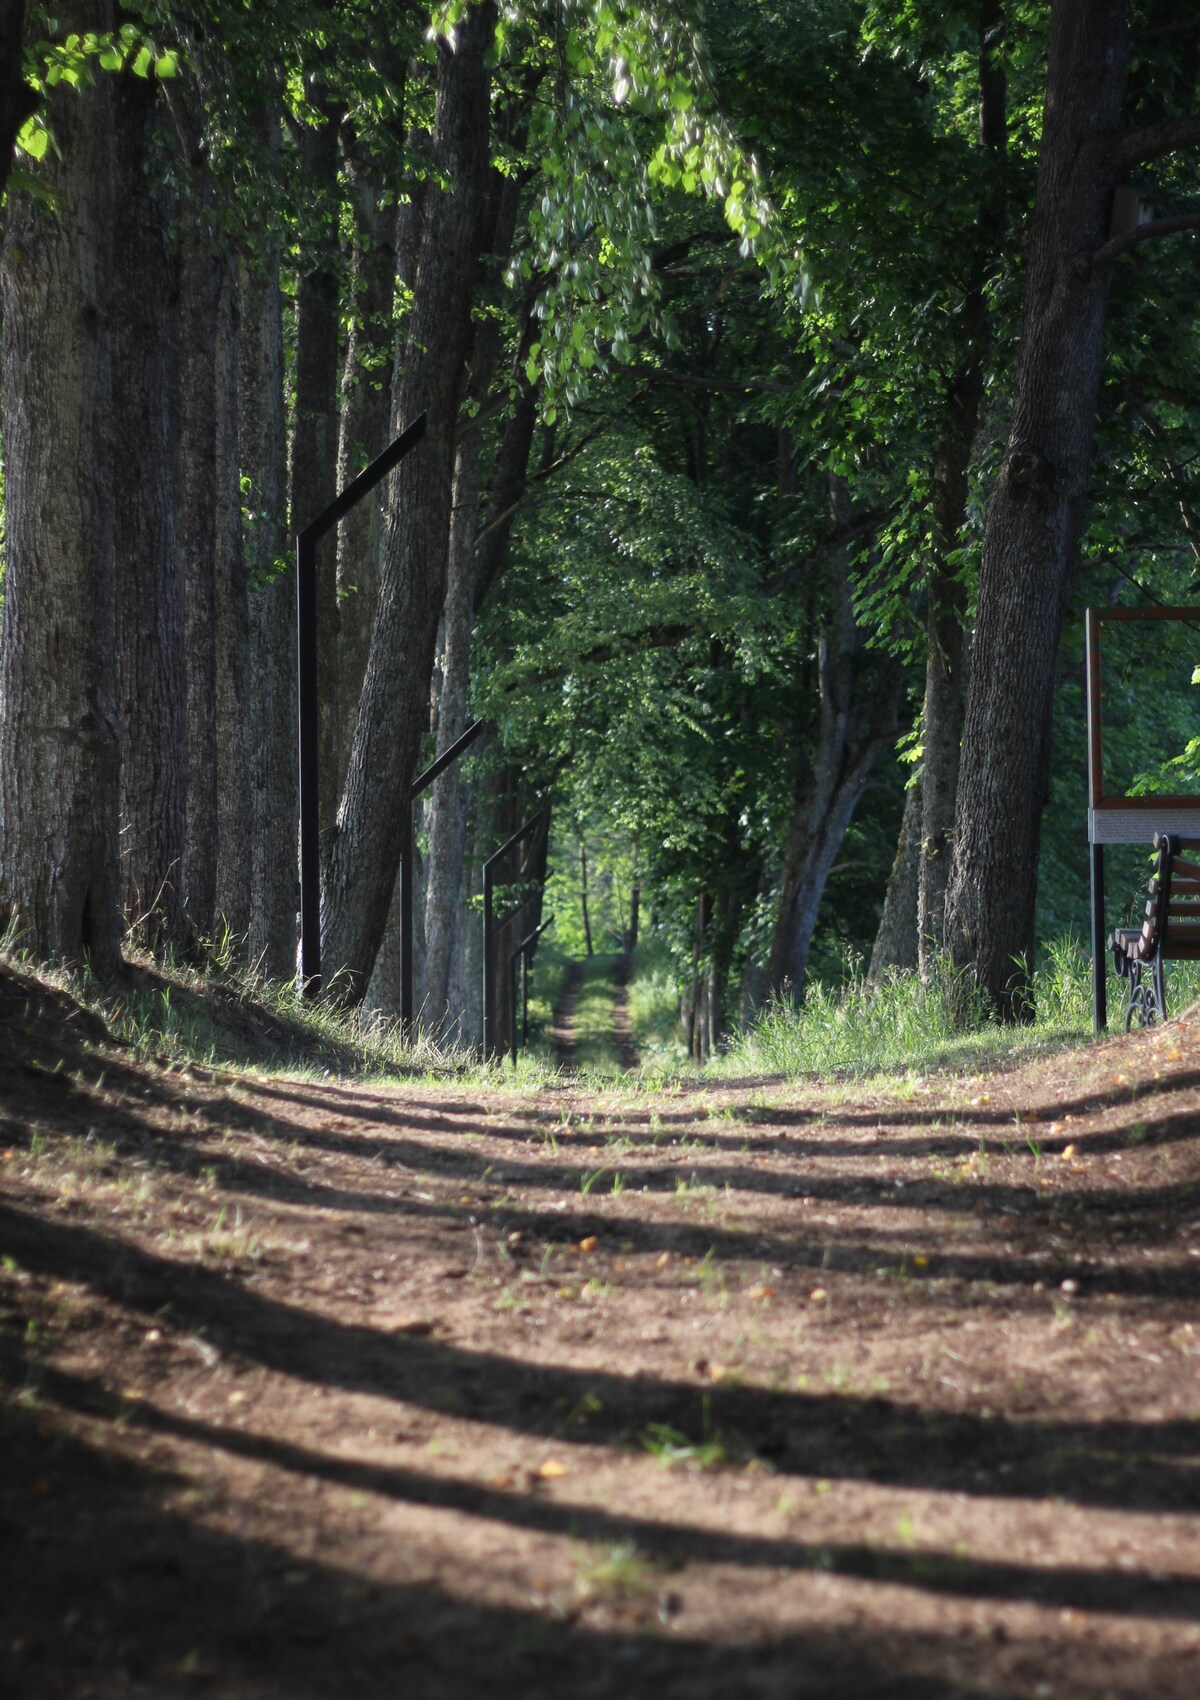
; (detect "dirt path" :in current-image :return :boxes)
[611,952,639,1072]
[4,968,1200,1698]
[550,960,584,1068]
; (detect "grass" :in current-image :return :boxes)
[626,941,689,1071]
[6,920,1194,1096]
[1,933,472,1083]
[717,936,1127,1081]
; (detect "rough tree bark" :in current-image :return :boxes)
[241,229,297,978]
[289,87,343,833]
[112,67,186,949]
[867,777,921,982]
[943,0,1133,1018]
[916,0,1006,977]
[0,0,122,974]
[322,1,497,1000]
[334,124,399,802]
[211,258,251,943]
[764,502,903,1002]
[421,155,530,1030]
[178,200,246,948]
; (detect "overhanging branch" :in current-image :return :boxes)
[1089,210,1200,270]
[1109,113,1200,175]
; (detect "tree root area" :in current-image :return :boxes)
[4,970,1200,1697]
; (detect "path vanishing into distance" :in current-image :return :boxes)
[3,958,1200,1699]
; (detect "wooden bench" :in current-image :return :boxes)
[1109,833,1200,1027]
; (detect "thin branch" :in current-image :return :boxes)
[1109,113,1200,176]
[471,420,613,548]
[1089,210,1200,270]
[1135,404,1200,565]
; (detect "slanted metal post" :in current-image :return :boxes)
[509,914,554,1066]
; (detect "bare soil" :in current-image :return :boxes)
[3,957,1200,1699]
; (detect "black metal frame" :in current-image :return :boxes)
[510,915,554,1065]
[296,413,427,997]
[482,809,548,1060]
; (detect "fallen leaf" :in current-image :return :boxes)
[912,1255,929,1269]
[578,1235,597,1253]
[1061,1143,1077,1160]
[746,1284,777,1301]
[809,1287,828,1304]
[655,1251,671,1268]
[536,1459,568,1480]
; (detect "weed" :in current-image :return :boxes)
[580,1167,609,1196]
[573,1537,658,1600]
[640,1397,749,1470]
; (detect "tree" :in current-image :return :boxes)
[321,0,498,999]
[0,0,122,975]
[944,0,1200,1018]
[112,59,187,949]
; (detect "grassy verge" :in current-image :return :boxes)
[7,927,1193,1093]
[718,935,1200,1081]
[0,937,470,1082]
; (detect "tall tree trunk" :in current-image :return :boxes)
[211,261,251,942]
[421,431,480,1032]
[421,153,528,1033]
[334,130,398,800]
[944,0,1130,1019]
[112,67,186,950]
[764,511,903,1002]
[0,0,121,974]
[178,175,220,943]
[289,92,343,836]
[867,777,921,982]
[322,1,496,1000]
[241,243,297,979]
[580,841,595,957]
[916,0,1006,976]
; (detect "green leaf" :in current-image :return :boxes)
[16,117,49,161]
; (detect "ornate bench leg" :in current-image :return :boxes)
[1125,955,1166,1029]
